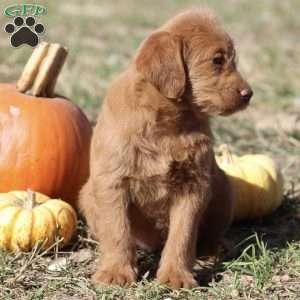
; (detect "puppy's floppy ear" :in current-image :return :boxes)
[135,31,186,99]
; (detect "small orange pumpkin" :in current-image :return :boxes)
[0,43,92,207]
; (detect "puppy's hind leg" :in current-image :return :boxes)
[197,167,233,257]
[79,178,136,287]
[79,178,99,236]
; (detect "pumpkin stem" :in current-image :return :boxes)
[218,144,235,164]
[25,189,36,210]
[17,42,68,97]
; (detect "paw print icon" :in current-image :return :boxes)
[5,16,45,47]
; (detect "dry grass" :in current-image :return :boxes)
[0,0,299,299]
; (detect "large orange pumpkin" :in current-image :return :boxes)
[0,43,92,207]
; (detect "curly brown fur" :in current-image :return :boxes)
[79,8,252,289]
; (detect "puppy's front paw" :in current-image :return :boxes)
[157,266,197,289]
[92,264,137,287]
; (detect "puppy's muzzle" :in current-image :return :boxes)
[240,88,253,103]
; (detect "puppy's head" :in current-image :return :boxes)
[135,9,253,116]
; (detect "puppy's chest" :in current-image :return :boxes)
[129,134,212,204]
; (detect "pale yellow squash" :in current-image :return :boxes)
[216,145,284,221]
[0,190,77,252]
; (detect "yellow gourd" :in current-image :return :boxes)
[0,190,77,252]
[216,145,284,221]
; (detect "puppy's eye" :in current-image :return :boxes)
[212,54,224,65]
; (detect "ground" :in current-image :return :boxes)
[0,0,300,299]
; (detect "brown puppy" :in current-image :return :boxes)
[79,8,252,289]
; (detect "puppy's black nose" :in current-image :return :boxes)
[240,88,253,102]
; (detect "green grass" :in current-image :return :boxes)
[0,0,300,299]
